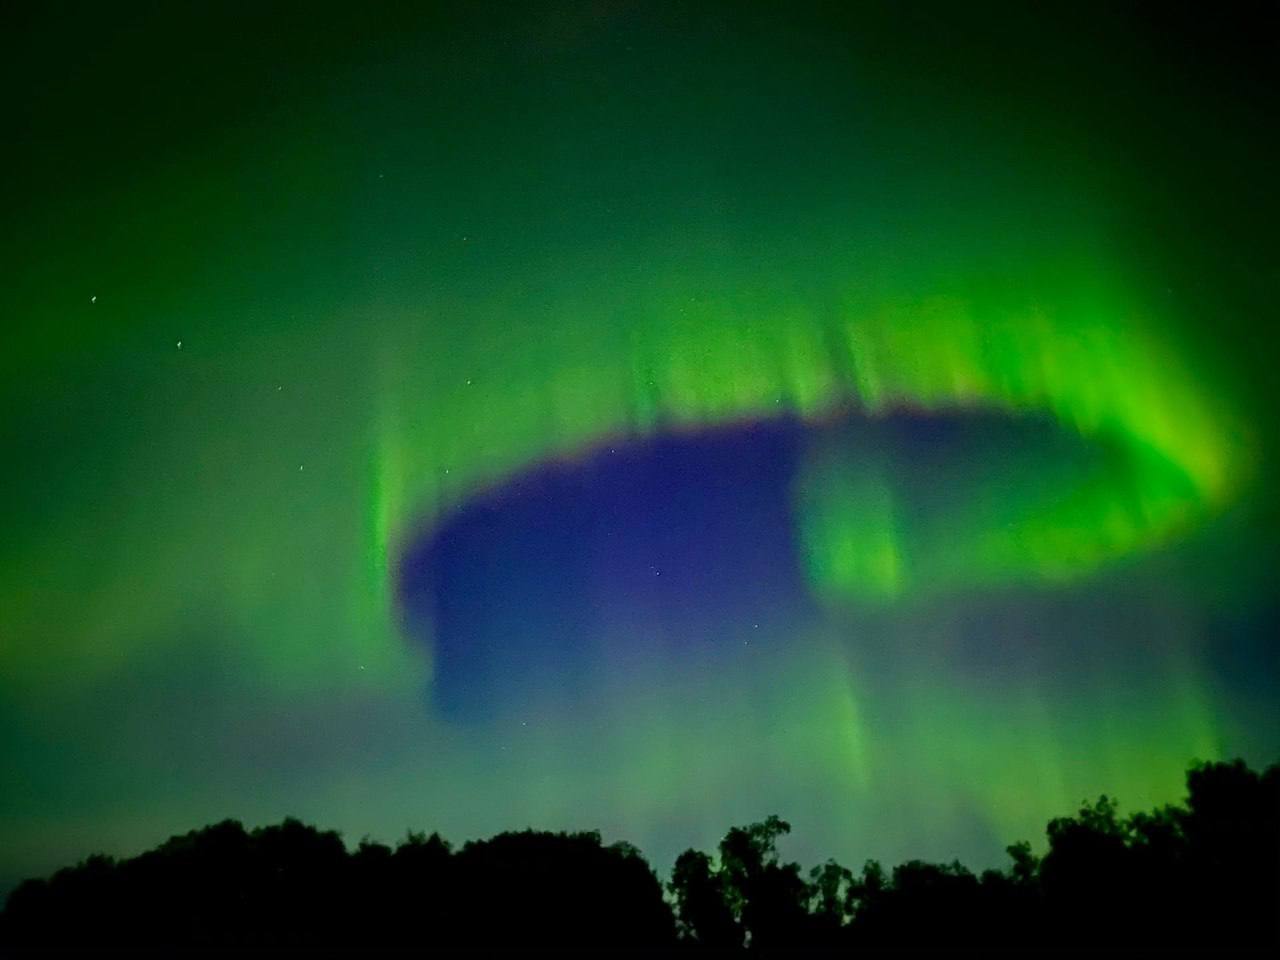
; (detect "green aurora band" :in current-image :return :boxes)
[374,255,1251,608]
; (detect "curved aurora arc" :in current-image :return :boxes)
[377,267,1249,609]
[361,238,1254,848]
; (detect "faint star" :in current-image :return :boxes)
[90,295,96,304]
[176,340,182,350]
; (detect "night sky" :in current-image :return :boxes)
[3,1,1278,891]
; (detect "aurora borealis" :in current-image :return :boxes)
[2,1,1277,891]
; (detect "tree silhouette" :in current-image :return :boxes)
[2,758,1277,954]
[669,848,740,949]
[807,857,854,945]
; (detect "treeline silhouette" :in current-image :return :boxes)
[2,759,1275,954]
